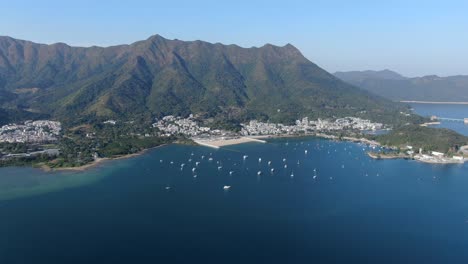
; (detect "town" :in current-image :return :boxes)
[151,115,384,139]
[0,120,62,143]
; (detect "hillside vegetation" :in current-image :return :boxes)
[0,35,421,126]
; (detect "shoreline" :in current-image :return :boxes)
[368,152,466,164]
[44,144,168,172]
[400,100,468,105]
[193,136,266,148]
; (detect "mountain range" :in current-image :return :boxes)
[334,70,468,102]
[0,35,412,126]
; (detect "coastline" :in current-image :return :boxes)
[367,151,466,164]
[44,144,168,172]
[193,137,266,148]
[400,100,468,105]
[420,121,441,127]
[10,130,466,171]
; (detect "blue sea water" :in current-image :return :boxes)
[410,103,468,135]
[1,104,468,263]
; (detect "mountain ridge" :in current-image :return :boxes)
[334,70,468,102]
[0,35,414,126]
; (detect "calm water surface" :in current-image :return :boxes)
[411,103,468,135]
[1,104,468,263]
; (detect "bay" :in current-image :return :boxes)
[1,136,468,263]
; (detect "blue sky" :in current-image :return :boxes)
[1,0,467,77]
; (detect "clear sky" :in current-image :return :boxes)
[1,0,467,77]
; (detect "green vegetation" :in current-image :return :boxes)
[375,125,468,153]
[0,35,417,127]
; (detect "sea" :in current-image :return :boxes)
[1,103,468,264]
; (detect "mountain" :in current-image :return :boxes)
[334,70,468,102]
[0,35,414,126]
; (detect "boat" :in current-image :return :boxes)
[268,161,272,165]
[305,150,308,154]
[243,155,248,160]
[223,185,231,190]
[229,171,234,175]
[257,171,262,175]
[284,165,287,168]
[258,158,262,163]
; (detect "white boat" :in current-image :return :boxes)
[160,159,163,163]
[257,171,262,175]
[229,171,234,175]
[195,161,200,166]
[223,185,231,190]
[243,155,248,160]
[268,161,272,165]
[218,166,222,170]
[271,168,275,172]
[258,158,262,163]
[305,150,308,154]
[284,165,287,168]
[192,168,196,172]
[283,158,286,162]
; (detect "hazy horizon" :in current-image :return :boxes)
[2,0,467,77]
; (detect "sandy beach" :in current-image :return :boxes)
[193,137,266,148]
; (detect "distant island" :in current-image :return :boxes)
[334,70,468,102]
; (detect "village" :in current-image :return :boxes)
[0,120,62,143]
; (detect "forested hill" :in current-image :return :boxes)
[335,70,468,102]
[0,35,417,125]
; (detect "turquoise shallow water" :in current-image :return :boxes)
[1,137,468,263]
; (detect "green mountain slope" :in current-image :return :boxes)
[0,35,417,125]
